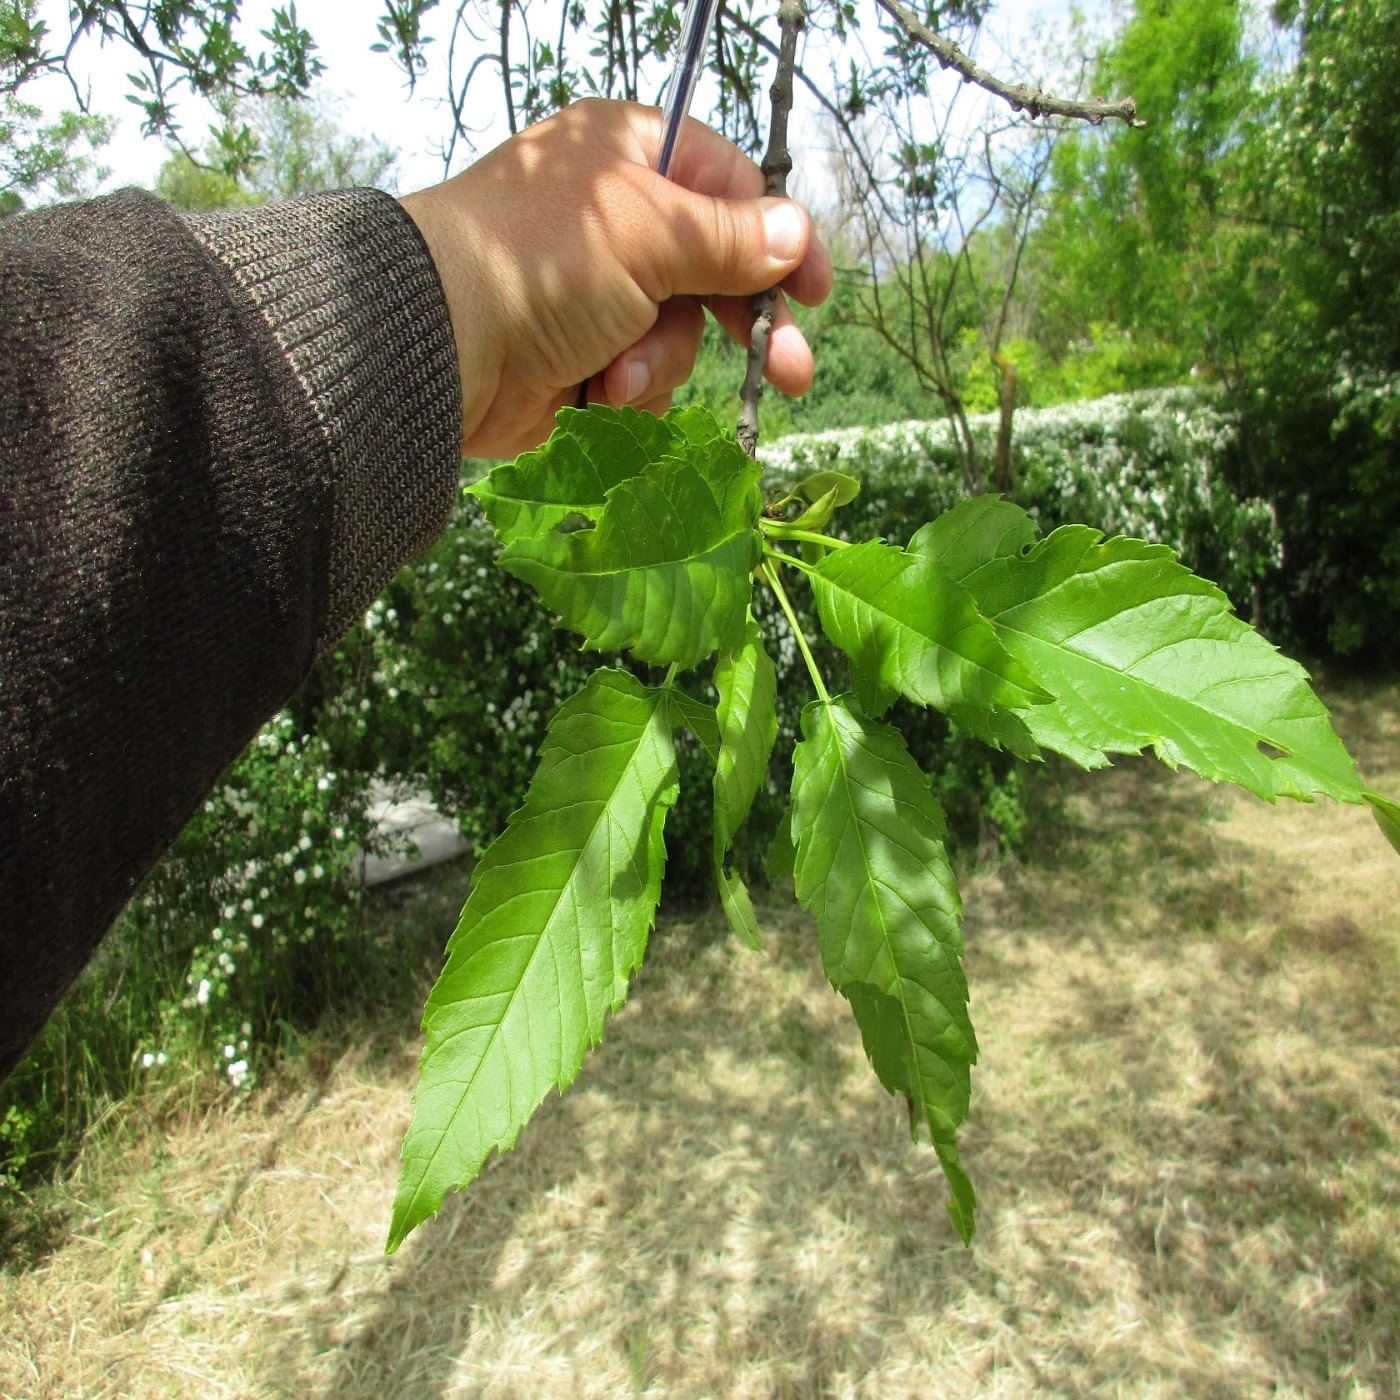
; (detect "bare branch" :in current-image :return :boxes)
[737,0,804,459]
[874,0,1141,127]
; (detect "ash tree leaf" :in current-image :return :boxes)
[470,405,679,543]
[499,448,763,669]
[809,540,1049,750]
[790,697,977,1242]
[388,669,680,1253]
[712,615,779,947]
[912,506,1364,803]
[795,469,860,508]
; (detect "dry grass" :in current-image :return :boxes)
[3,677,1399,1399]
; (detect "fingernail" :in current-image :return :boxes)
[625,359,651,405]
[764,203,804,261]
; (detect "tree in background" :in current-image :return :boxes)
[1029,0,1400,660]
[1240,0,1400,656]
[155,92,398,211]
[1029,0,1257,385]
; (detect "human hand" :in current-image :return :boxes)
[400,98,833,459]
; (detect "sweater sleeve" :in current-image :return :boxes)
[0,187,462,1080]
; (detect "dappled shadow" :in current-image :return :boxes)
[6,707,1398,1396]
[0,1194,72,1275]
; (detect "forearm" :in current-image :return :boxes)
[0,187,461,1079]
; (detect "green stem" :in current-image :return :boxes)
[662,661,681,688]
[759,561,830,705]
[759,524,850,551]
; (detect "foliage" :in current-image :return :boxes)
[1236,0,1400,657]
[387,402,1386,1254]
[1029,0,1400,660]
[0,93,112,207]
[764,387,1277,616]
[2,1,322,174]
[156,91,398,210]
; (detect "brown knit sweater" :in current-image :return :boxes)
[0,187,463,1079]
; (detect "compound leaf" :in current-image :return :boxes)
[388,669,679,1253]
[790,697,977,1242]
[809,539,1049,735]
[499,450,762,669]
[919,515,1363,803]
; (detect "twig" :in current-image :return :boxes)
[737,0,804,459]
[874,0,1141,127]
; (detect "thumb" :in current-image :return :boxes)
[653,190,812,300]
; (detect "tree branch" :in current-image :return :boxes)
[874,0,1141,127]
[737,0,804,459]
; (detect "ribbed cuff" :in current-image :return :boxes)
[188,189,463,646]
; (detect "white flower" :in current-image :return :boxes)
[298,834,312,851]
[196,979,211,1007]
[141,1052,155,1069]
[227,1059,249,1089]
[241,1022,251,1036]
[224,1044,236,1059]
[251,913,264,929]
[294,869,307,885]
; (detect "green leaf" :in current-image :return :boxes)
[796,469,860,507]
[809,539,1050,725]
[910,495,1037,581]
[787,484,844,534]
[470,405,678,543]
[929,519,1363,802]
[711,616,778,946]
[667,688,719,763]
[713,616,779,863]
[499,450,762,668]
[388,669,679,1253]
[719,865,763,950]
[1365,791,1400,856]
[765,803,796,884]
[785,469,860,533]
[790,697,977,1242]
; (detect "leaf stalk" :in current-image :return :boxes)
[759,559,830,704]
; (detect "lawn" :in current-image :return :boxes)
[2,679,1398,1398]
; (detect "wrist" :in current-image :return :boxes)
[400,186,503,450]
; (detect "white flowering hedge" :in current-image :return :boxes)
[762,387,1278,610]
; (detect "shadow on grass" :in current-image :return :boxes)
[251,743,1400,1396]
